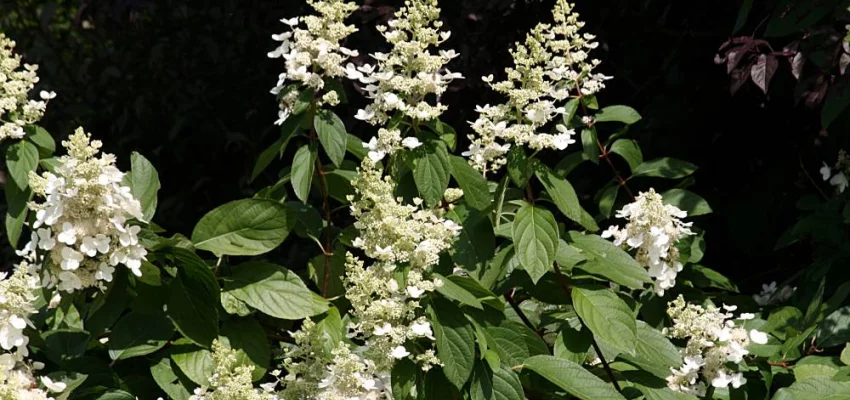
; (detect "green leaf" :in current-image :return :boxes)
[535,164,598,231]
[4,181,31,248]
[6,140,38,189]
[86,269,130,336]
[794,356,841,381]
[554,326,591,364]
[572,286,637,355]
[191,199,290,256]
[391,360,419,400]
[164,248,220,347]
[223,262,316,320]
[506,147,533,187]
[411,139,451,207]
[842,343,850,365]
[597,184,619,219]
[221,317,270,381]
[435,273,483,309]
[150,356,192,400]
[169,340,213,386]
[773,376,850,400]
[449,155,491,210]
[470,362,524,400]
[108,312,174,360]
[25,125,55,156]
[448,206,495,270]
[512,203,559,283]
[595,105,642,125]
[631,158,697,179]
[619,321,682,378]
[44,329,91,363]
[522,355,625,400]
[314,110,347,167]
[126,152,161,221]
[686,265,738,292]
[815,306,850,348]
[823,78,850,129]
[661,189,712,216]
[568,233,650,290]
[291,143,317,203]
[430,298,476,390]
[581,128,600,165]
[485,320,548,367]
[251,114,301,182]
[733,0,754,33]
[609,139,643,172]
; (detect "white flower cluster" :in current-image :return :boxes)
[361,128,421,163]
[463,0,609,173]
[347,0,463,125]
[0,265,39,359]
[602,189,694,295]
[19,128,146,293]
[348,159,461,270]
[190,340,277,400]
[268,0,359,125]
[0,264,66,399]
[753,281,795,306]
[0,355,64,400]
[665,296,767,396]
[276,319,386,400]
[820,149,849,193]
[0,33,56,142]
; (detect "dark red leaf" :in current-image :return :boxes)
[791,52,805,80]
[751,54,779,94]
[731,63,753,95]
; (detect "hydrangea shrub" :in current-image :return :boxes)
[0,1,849,399]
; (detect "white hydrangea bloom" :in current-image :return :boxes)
[821,149,849,193]
[268,0,359,124]
[348,159,460,269]
[20,128,147,293]
[753,281,795,306]
[276,319,386,400]
[463,0,609,173]
[347,0,463,125]
[665,296,767,395]
[0,354,61,400]
[0,33,55,142]
[0,264,39,359]
[189,340,277,400]
[602,188,694,295]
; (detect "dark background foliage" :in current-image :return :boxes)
[0,0,837,291]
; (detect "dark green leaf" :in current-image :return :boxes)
[108,312,174,360]
[221,317,270,381]
[661,189,712,216]
[410,139,451,207]
[572,286,637,355]
[164,248,220,347]
[126,152,160,221]
[191,199,290,256]
[291,143,317,203]
[4,181,31,248]
[522,355,625,400]
[470,362,524,400]
[6,140,38,189]
[595,105,642,124]
[170,339,213,386]
[631,158,697,179]
[512,203,559,283]
[449,155,491,210]
[535,164,598,231]
[223,262,316,320]
[314,110,347,167]
[568,232,650,290]
[430,298,476,390]
[609,139,643,172]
